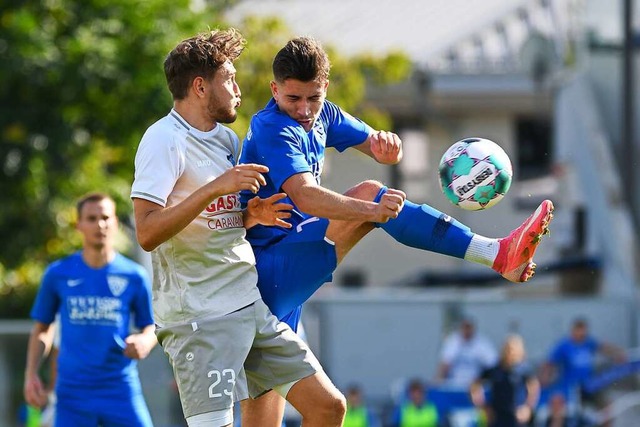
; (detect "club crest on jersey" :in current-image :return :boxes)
[313,120,326,139]
[107,275,128,297]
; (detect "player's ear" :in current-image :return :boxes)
[270,81,278,98]
[192,76,206,98]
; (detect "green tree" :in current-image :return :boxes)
[0,0,228,316]
[0,4,410,318]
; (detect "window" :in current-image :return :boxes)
[516,117,552,179]
[393,129,431,203]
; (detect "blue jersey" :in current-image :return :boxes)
[30,252,153,397]
[549,336,600,387]
[240,98,372,247]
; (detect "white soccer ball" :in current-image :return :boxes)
[438,137,513,211]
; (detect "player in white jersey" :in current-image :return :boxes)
[131,29,346,427]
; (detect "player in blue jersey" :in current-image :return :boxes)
[241,36,554,328]
[239,36,554,422]
[24,192,157,427]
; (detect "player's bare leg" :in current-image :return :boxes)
[286,372,346,427]
[241,390,285,427]
[242,373,345,427]
[325,180,386,263]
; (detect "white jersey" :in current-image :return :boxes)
[131,110,260,327]
[440,331,498,387]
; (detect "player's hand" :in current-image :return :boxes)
[369,131,403,165]
[24,374,48,408]
[246,193,293,228]
[373,188,405,223]
[213,163,269,195]
[123,333,155,360]
[516,405,532,423]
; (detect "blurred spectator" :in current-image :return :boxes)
[540,317,626,404]
[343,384,380,427]
[544,393,592,427]
[437,317,498,387]
[391,378,439,427]
[470,334,540,427]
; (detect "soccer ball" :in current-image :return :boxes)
[438,137,513,211]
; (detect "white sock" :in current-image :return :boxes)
[464,234,500,267]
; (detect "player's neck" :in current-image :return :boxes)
[173,101,217,132]
[82,246,116,269]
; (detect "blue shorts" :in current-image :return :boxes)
[254,217,337,331]
[56,390,153,427]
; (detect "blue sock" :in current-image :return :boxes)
[374,187,473,259]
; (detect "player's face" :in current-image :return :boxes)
[503,340,525,365]
[571,324,587,342]
[206,60,241,124]
[76,199,118,250]
[271,78,328,132]
[347,391,362,407]
[409,387,424,405]
[461,321,474,340]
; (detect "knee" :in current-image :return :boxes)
[335,392,347,417]
[293,382,346,426]
[345,180,385,201]
[320,391,347,424]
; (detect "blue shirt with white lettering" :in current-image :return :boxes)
[30,252,153,397]
[240,98,372,247]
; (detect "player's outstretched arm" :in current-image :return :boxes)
[243,193,293,230]
[600,342,627,363]
[283,172,404,224]
[353,130,403,165]
[469,379,486,408]
[134,164,268,251]
[516,377,540,424]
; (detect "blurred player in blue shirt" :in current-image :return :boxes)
[542,318,625,404]
[24,192,156,427]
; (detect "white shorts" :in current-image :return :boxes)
[157,299,321,422]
